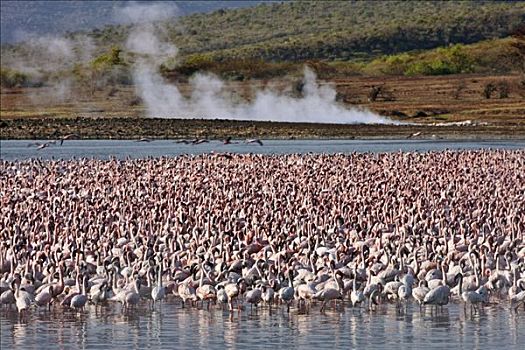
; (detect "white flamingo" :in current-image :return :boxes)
[151,264,166,308]
[70,275,88,311]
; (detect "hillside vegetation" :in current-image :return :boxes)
[163,1,525,61]
[167,37,525,81]
[1,1,525,89]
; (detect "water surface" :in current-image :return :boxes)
[1,301,523,350]
[1,139,525,160]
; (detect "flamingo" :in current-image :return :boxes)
[14,282,32,315]
[456,273,486,314]
[350,269,365,307]
[90,281,111,307]
[245,138,263,146]
[224,278,244,312]
[196,265,216,309]
[35,285,53,310]
[179,281,197,308]
[70,275,88,311]
[245,286,262,312]
[278,271,295,313]
[315,271,344,312]
[151,264,166,308]
[123,279,141,310]
[297,282,316,310]
[1,281,17,310]
[0,287,15,309]
[261,283,275,308]
[423,284,451,311]
[413,280,430,308]
[216,285,229,309]
[58,133,80,146]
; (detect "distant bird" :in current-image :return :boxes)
[406,132,422,139]
[193,139,209,145]
[27,142,37,148]
[245,138,263,146]
[28,142,51,150]
[223,137,238,145]
[136,137,153,142]
[175,139,191,144]
[58,133,80,146]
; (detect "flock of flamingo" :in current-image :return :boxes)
[1,149,524,319]
[28,136,264,149]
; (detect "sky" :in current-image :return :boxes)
[0,1,264,44]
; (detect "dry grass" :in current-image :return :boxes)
[1,74,525,139]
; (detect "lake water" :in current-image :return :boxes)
[1,301,524,350]
[1,139,525,160]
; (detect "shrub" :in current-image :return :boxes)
[497,80,510,98]
[91,47,126,70]
[165,55,298,80]
[171,54,216,76]
[483,82,497,99]
[0,67,29,88]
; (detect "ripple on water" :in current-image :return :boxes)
[1,139,525,161]
[2,300,525,350]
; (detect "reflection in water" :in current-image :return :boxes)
[2,301,525,349]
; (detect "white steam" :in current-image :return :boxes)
[116,2,391,124]
[2,32,95,104]
[116,2,179,25]
[5,32,95,76]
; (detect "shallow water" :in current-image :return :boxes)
[1,139,525,160]
[1,300,524,350]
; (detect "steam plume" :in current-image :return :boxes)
[119,2,394,124]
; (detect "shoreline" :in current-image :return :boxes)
[2,117,525,140]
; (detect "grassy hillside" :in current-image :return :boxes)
[6,1,522,60]
[1,1,525,89]
[164,37,525,80]
[165,1,525,61]
[362,37,525,76]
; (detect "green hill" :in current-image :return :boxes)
[1,0,525,87]
[163,1,525,61]
[77,1,525,61]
